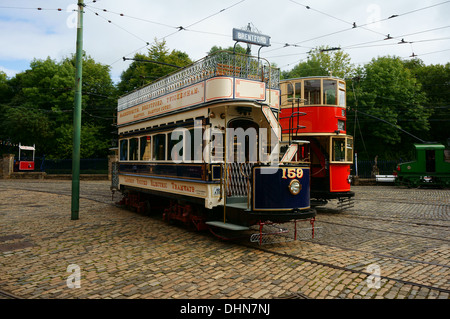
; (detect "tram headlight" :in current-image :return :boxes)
[289,179,301,195]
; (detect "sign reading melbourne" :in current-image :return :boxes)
[232,28,271,47]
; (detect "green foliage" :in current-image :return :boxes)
[0,54,117,158]
[403,60,450,145]
[208,44,248,55]
[347,56,431,159]
[282,46,354,79]
[118,39,193,95]
[54,123,110,159]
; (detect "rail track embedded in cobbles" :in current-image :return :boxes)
[0,180,448,299]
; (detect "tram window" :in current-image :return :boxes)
[323,80,337,105]
[295,82,301,99]
[339,89,346,106]
[210,130,225,162]
[190,128,204,162]
[120,139,128,161]
[346,138,353,162]
[129,138,139,161]
[140,136,151,161]
[153,134,166,161]
[228,120,258,163]
[287,83,294,99]
[426,150,436,172]
[304,80,321,105]
[168,131,184,161]
[332,139,346,161]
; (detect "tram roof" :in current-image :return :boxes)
[118,51,280,113]
[414,143,445,150]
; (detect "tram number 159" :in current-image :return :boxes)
[281,168,303,179]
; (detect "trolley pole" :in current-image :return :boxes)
[71,0,84,220]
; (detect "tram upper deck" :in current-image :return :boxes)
[280,76,347,137]
[117,51,281,132]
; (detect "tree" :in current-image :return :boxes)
[208,44,247,55]
[54,123,110,158]
[118,39,193,95]
[0,71,12,102]
[348,56,430,159]
[403,60,450,144]
[282,46,354,79]
[0,55,117,158]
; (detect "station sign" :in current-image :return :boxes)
[232,28,271,47]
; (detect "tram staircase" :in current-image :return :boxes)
[206,105,316,242]
[222,103,307,209]
[280,98,307,143]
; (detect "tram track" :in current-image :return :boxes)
[2,182,449,298]
[354,197,450,206]
[316,220,450,242]
[318,207,450,225]
[245,242,450,295]
[240,222,450,270]
[0,184,114,206]
[300,238,450,269]
[327,214,450,228]
[0,288,21,299]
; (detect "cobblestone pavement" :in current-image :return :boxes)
[0,179,448,300]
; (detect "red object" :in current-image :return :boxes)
[329,164,351,192]
[280,106,346,134]
[19,161,34,171]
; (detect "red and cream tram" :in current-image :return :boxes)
[280,77,354,210]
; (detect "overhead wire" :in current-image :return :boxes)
[265,0,450,64]
[87,0,248,68]
[1,1,448,77]
[86,5,178,29]
[0,6,65,11]
[85,7,150,46]
[343,25,450,50]
[156,0,247,41]
[354,0,450,29]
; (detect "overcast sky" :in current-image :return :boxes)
[1,0,449,82]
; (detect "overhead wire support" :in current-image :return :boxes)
[320,47,341,52]
[71,0,85,221]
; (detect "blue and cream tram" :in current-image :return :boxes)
[114,51,315,235]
